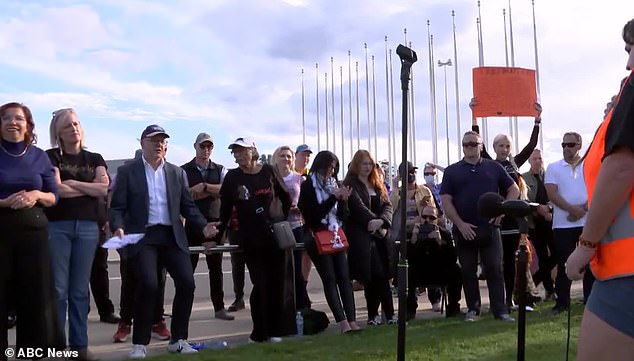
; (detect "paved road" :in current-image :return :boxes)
[8,252,583,360]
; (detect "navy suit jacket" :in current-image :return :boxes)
[109,158,207,258]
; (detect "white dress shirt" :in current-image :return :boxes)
[544,158,587,229]
[142,155,171,226]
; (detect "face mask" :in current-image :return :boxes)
[407,173,416,184]
[424,175,435,184]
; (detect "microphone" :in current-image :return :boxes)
[477,192,538,219]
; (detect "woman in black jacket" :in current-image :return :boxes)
[298,151,361,334]
[218,137,292,343]
[343,150,394,325]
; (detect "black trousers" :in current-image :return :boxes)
[501,232,520,306]
[306,240,356,323]
[131,226,195,345]
[187,223,225,311]
[363,240,394,320]
[244,244,287,342]
[1,208,64,359]
[292,227,310,310]
[529,218,556,294]
[90,230,116,317]
[228,230,246,302]
[553,227,595,308]
[119,254,166,325]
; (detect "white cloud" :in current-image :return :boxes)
[0,0,631,173]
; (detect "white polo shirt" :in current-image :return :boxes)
[142,155,171,226]
[544,159,587,229]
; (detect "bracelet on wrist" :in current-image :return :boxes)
[578,236,598,249]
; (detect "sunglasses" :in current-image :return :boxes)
[423,172,435,176]
[462,141,481,147]
[421,215,437,221]
[199,143,214,150]
[561,142,579,148]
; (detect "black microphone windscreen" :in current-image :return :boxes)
[478,192,504,218]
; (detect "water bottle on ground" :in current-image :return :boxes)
[190,340,229,351]
[296,311,304,337]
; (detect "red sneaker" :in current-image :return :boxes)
[113,322,131,343]
[151,320,171,340]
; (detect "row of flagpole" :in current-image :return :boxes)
[299,1,543,177]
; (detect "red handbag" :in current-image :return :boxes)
[314,228,349,255]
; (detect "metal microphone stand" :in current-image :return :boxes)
[396,44,417,361]
[515,217,529,361]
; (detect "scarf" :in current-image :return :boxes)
[311,173,340,231]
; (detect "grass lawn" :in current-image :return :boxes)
[148,302,583,361]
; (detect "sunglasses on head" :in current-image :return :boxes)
[462,141,481,147]
[421,215,437,221]
[561,142,579,148]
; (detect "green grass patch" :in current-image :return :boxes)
[148,302,582,361]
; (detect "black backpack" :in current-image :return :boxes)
[301,309,330,335]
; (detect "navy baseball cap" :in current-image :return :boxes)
[296,144,312,153]
[141,124,169,139]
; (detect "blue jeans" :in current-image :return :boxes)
[48,220,99,349]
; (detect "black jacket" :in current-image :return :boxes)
[298,176,347,232]
[343,176,394,283]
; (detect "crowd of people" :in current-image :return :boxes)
[1,17,633,361]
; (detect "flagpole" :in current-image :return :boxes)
[364,43,371,151]
[356,61,361,150]
[508,0,520,152]
[372,55,378,161]
[477,1,489,147]
[409,41,417,165]
[348,50,353,160]
[389,49,397,177]
[427,20,439,165]
[452,10,462,161]
[325,72,329,150]
[503,8,513,136]
[340,65,345,176]
[385,36,393,177]
[439,59,452,166]
[532,0,544,151]
[316,63,321,151]
[331,57,336,155]
[301,68,306,143]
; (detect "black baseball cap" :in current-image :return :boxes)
[398,161,417,175]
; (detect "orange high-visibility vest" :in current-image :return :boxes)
[584,72,634,281]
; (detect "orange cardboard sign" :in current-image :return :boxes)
[472,67,538,118]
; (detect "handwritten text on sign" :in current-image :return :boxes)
[472,67,538,118]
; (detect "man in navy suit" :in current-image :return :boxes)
[109,125,219,359]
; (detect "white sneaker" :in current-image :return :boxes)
[269,337,282,343]
[129,344,146,359]
[167,339,198,354]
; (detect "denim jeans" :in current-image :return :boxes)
[48,220,99,349]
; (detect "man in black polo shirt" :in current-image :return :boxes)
[181,133,233,321]
[440,131,519,322]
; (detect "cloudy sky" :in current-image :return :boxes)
[1,0,631,175]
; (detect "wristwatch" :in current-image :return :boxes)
[578,235,598,249]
